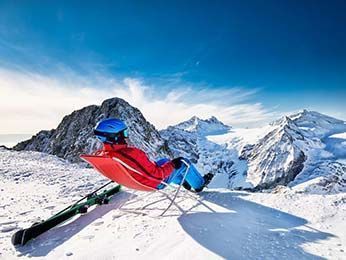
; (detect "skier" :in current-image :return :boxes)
[93,118,214,192]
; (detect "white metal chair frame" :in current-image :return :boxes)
[112,157,213,216]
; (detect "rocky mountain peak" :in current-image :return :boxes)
[291,109,339,122]
[14,97,172,162]
[270,115,293,127]
[238,110,346,190]
[240,114,308,189]
[267,115,304,142]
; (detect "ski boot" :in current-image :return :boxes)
[182,181,192,191]
[195,173,214,192]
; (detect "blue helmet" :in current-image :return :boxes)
[94,118,128,144]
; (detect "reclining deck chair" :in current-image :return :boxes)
[80,154,190,215]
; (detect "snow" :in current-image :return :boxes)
[171,116,231,136]
[288,110,346,138]
[330,132,346,139]
[324,133,346,160]
[1,148,345,259]
[207,126,274,153]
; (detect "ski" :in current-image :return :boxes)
[11,183,121,246]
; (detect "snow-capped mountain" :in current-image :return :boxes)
[13,98,171,162]
[170,116,231,135]
[160,116,231,159]
[240,116,310,189]
[289,109,346,138]
[2,108,345,258]
[160,116,236,187]
[163,110,346,192]
[291,161,346,194]
[230,110,346,191]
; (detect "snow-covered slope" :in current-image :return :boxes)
[0,148,345,259]
[13,98,171,162]
[290,161,346,194]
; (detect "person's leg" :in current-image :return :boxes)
[169,158,205,190]
[156,158,207,191]
[183,164,205,190]
[166,166,186,185]
[156,164,186,189]
[155,158,170,166]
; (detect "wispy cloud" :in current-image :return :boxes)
[0,67,276,134]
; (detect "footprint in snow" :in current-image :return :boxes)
[19,210,33,216]
[0,221,17,226]
[0,224,17,232]
[93,221,104,226]
[82,235,95,240]
[112,214,122,220]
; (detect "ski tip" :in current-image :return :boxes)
[11,229,25,246]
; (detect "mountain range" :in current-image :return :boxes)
[13,98,346,193]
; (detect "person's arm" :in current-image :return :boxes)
[131,149,174,179]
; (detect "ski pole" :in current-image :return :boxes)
[52,180,114,217]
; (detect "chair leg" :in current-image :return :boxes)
[157,190,186,214]
[118,189,186,215]
[120,159,214,216]
[160,161,191,216]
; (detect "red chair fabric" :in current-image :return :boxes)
[80,154,156,192]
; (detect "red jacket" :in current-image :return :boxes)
[98,143,174,188]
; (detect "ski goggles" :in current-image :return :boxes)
[123,129,129,138]
[94,128,129,143]
[94,128,128,138]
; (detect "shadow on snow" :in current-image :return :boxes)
[15,191,132,257]
[14,190,335,259]
[178,191,334,259]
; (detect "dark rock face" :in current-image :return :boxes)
[253,151,307,191]
[242,117,310,189]
[291,161,346,194]
[13,129,55,152]
[309,162,346,193]
[14,98,172,162]
[160,126,199,163]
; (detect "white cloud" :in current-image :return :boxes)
[0,67,275,134]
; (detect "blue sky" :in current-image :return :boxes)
[0,0,345,133]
